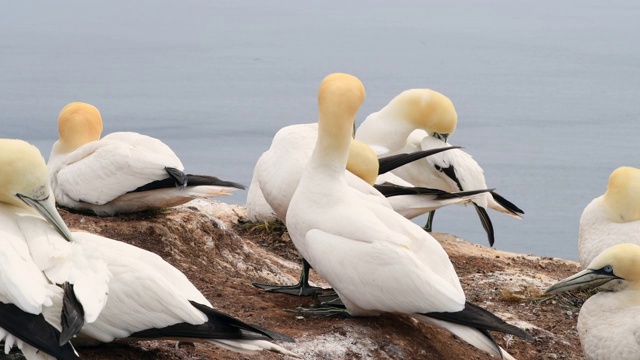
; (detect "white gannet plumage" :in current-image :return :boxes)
[5,138,299,358]
[546,243,640,360]
[578,166,640,268]
[356,89,524,246]
[247,122,479,224]
[70,232,299,357]
[247,121,484,295]
[48,102,245,216]
[287,73,530,359]
[0,139,99,360]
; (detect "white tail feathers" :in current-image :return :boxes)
[187,185,240,198]
[208,339,301,358]
[413,314,515,359]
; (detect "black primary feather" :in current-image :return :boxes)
[490,191,524,216]
[130,301,293,342]
[164,167,189,189]
[424,301,533,341]
[377,146,461,175]
[375,183,492,199]
[60,282,84,345]
[131,172,246,193]
[473,204,495,247]
[0,302,79,360]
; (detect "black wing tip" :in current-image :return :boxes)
[377,146,460,175]
[490,191,525,216]
[165,167,188,188]
[188,301,292,341]
[186,174,246,190]
[0,303,81,360]
[473,204,495,247]
[247,324,295,343]
[60,283,85,345]
[374,183,445,198]
[424,301,533,341]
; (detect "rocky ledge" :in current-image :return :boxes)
[51,199,585,360]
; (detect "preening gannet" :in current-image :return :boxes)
[286,73,531,359]
[0,216,78,360]
[0,139,111,346]
[4,139,299,358]
[578,166,640,268]
[48,102,245,216]
[546,243,640,360]
[355,89,524,246]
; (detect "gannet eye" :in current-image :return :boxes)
[603,265,613,273]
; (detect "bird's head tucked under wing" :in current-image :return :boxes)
[602,166,640,223]
[383,88,457,138]
[545,243,640,294]
[0,139,74,241]
[346,140,379,185]
[57,101,104,153]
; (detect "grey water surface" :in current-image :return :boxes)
[2,0,639,260]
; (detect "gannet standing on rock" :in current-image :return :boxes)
[48,102,245,216]
[286,73,531,359]
[2,139,299,358]
[546,243,640,360]
[248,122,486,295]
[578,166,640,268]
[356,89,524,246]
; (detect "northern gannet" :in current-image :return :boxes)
[0,163,80,360]
[4,138,299,358]
[0,139,111,346]
[356,89,524,246]
[546,243,640,360]
[578,166,640,268]
[286,73,531,359]
[48,102,245,216]
[249,123,485,295]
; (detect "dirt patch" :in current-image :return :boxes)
[53,199,585,360]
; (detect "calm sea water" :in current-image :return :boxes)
[2,1,639,260]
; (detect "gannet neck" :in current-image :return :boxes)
[602,166,640,223]
[0,139,51,210]
[312,73,366,172]
[346,139,379,185]
[56,102,103,154]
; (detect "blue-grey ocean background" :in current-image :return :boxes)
[2,1,639,261]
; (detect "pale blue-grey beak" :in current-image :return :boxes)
[16,194,74,242]
[545,267,621,294]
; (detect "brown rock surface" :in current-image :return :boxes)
[55,199,585,360]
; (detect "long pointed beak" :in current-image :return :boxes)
[545,269,621,294]
[16,194,74,242]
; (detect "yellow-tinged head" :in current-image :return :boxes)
[347,140,379,185]
[318,73,366,125]
[602,166,640,223]
[382,89,457,137]
[57,102,103,152]
[0,139,75,240]
[0,139,50,209]
[545,243,640,294]
[588,244,640,283]
[315,73,366,166]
